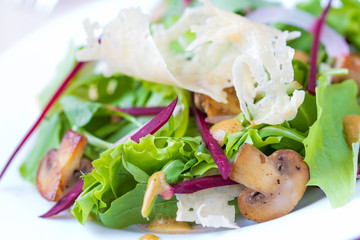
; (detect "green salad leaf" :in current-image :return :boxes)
[303,79,359,208]
[60,95,101,127]
[19,113,63,182]
[99,184,177,229]
[224,119,306,160]
[72,134,216,227]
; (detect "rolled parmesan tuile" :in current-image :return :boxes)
[77,0,304,125]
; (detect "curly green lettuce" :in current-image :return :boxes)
[72,134,218,228]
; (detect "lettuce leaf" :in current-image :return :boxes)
[303,80,359,208]
[72,134,215,227]
[224,122,306,159]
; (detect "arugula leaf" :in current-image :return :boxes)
[303,80,359,207]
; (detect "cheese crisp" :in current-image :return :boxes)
[77,0,304,125]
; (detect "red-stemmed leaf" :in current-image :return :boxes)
[131,97,178,143]
[191,95,232,179]
[0,61,86,180]
[40,180,84,218]
[307,0,332,95]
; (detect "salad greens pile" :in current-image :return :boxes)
[15,0,360,230]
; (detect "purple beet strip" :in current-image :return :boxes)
[131,97,178,143]
[307,0,332,95]
[40,180,84,218]
[172,175,238,194]
[191,95,232,179]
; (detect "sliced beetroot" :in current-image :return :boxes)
[109,106,166,116]
[191,96,232,179]
[307,0,332,95]
[172,175,238,194]
[0,62,86,180]
[131,97,178,143]
[40,179,84,218]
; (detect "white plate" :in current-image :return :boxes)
[0,1,359,239]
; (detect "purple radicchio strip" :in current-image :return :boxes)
[191,95,232,179]
[41,97,178,217]
[307,0,332,95]
[40,180,84,218]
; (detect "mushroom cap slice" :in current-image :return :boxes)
[332,53,360,93]
[230,144,309,222]
[210,118,243,146]
[229,143,282,194]
[36,130,88,201]
[194,87,241,123]
[343,114,360,148]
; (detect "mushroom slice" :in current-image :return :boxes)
[332,53,360,93]
[194,87,241,124]
[210,118,243,146]
[343,114,360,148]
[36,130,89,202]
[230,143,309,222]
[229,143,283,194]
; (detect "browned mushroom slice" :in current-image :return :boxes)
[194,87,241,123]
[36,130,89,202]
[230,143,309,222]
[210,118,243,146]
[332,53,360,92]
[343,114,360,148]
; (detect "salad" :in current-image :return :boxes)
[1,0,360,238]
